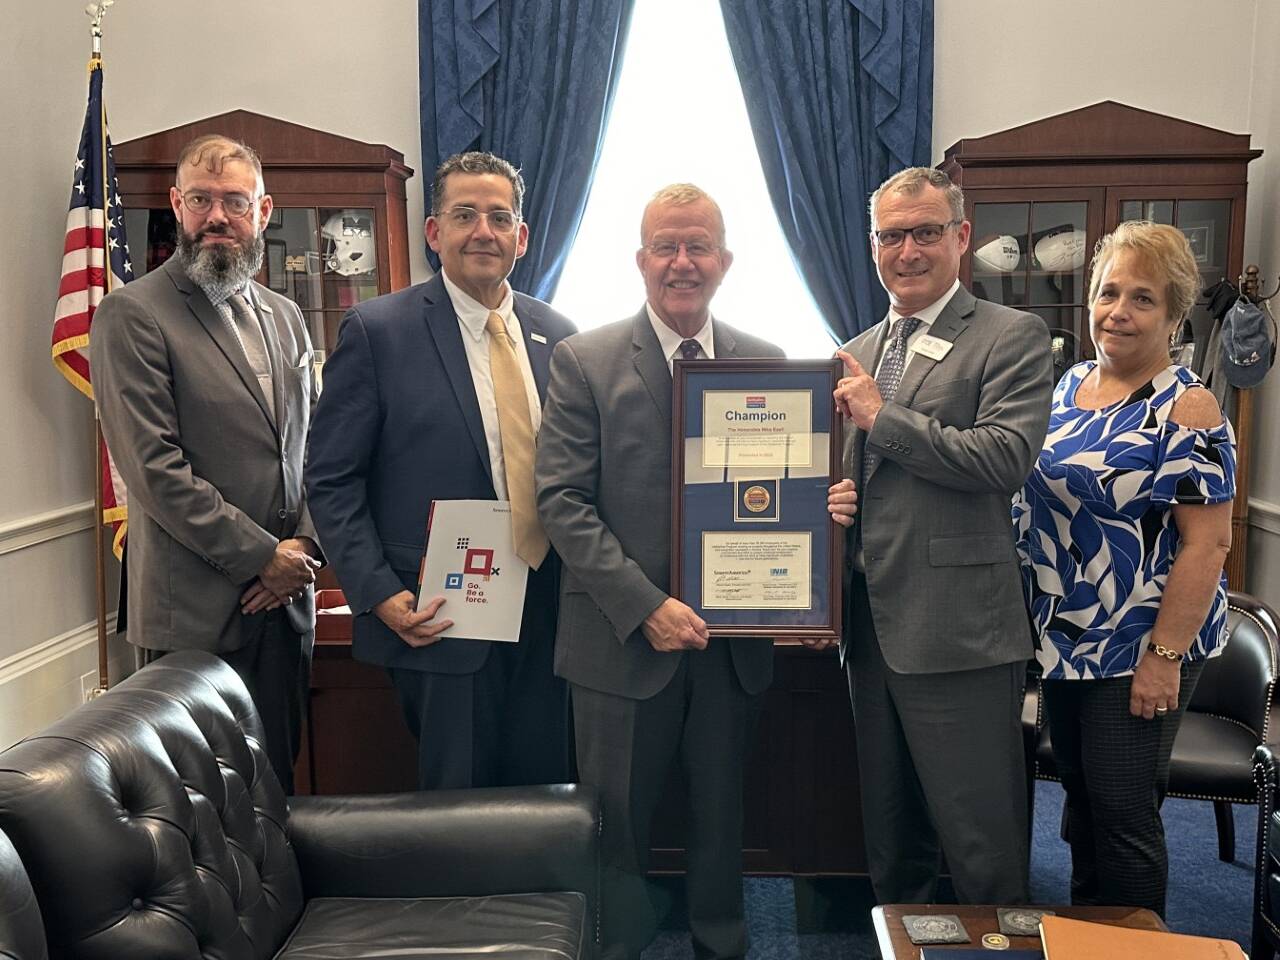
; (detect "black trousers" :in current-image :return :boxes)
[1042,659,1204,917]
[387,565,571,790]
[846,571,1030,905]
[137,609,311,794]
[571,639,757,960]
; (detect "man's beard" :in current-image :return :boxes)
[176,225,265,301]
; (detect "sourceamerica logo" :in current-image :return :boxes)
[444,536,501,603]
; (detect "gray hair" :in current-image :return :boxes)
[175,134,263,186]
[431,151,525,219]
[640,183,726,245]
[869,167,965,227]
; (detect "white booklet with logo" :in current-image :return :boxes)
[416,499,528,642]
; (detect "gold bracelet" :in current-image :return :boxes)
[1146,641,1184,662]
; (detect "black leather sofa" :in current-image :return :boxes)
[0,650,599,959]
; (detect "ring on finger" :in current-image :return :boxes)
[1154,705,1169,714]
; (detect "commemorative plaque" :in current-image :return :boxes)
[671,358,843,640]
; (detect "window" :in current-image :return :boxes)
[551,0,837,358]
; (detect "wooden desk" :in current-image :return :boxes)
[872,904,1166,959]
[300,590,873,875]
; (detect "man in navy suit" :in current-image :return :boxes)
[305,152,577,789]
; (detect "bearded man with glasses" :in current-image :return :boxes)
[824,166,1054,904]
[306,151,577,791]
[91,135,322,793]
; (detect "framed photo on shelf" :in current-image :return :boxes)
[1181,221,1214,265]
[265,239,288,292]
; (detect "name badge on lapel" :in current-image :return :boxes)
[911,334,953,362]
[529,332,548,344]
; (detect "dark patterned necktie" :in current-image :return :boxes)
[679,338,701,361]
[861,316,921,482]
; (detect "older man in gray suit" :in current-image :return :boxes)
[537,184,780,960]
[826,166,1052,904]
[92,135,320,793]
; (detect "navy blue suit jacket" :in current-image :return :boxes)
[305,272,577,673]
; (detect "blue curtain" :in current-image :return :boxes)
[419,0,634,300]
[720,0,934,342]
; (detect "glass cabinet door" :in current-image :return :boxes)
[266,206,380,368]
[1114,195,1234,371]
[123,204,382,385]
[970,199,1089,380]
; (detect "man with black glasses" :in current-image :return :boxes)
[826,167,1053,903]
[92,135,322,793]
[306,152,576,790]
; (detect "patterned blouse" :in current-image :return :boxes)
[1014,362,1236,680]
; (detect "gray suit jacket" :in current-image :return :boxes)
[536,309,783,700]
[841,285,1052,674]
[91,257,319,653]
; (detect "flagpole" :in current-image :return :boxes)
[87,0,115,695]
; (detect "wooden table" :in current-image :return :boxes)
[872,904,1166,959]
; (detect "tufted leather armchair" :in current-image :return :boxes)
[0,827,45,960]
[1253,744,1280,960]
[1026,590,1280,863]
[0,650,600,959]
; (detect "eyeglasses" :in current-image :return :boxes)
[179,190,257,219]
[872,220,962,248]
[438,206,520,234]
[645,240,720,260]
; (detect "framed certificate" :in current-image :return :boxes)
[671,358,844,640]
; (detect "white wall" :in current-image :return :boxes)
[1242,1,1280,611]
[1,1,1277,743]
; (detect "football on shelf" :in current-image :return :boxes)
[1033,228,1087,272]
[973,234,1021,272]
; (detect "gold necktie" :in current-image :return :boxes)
[486,311,548,569]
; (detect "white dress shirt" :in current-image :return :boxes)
[871,278,960,377]
[646,303,715,373]
[442,271,541,501]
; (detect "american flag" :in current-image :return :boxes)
[51,58,130,558]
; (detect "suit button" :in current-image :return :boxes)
[844,558,853,571]
[277,509,288,519]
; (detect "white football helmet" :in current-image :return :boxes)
[321,211,376,276]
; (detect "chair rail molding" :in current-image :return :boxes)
[0,501,94,557]
[0,613,118,688]
[1251,498,1280,538]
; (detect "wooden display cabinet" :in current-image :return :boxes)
[940,101,1262,587]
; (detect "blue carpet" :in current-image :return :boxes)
[640,781,1256,959]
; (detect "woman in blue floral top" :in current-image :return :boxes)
[1014,221,1235,916]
